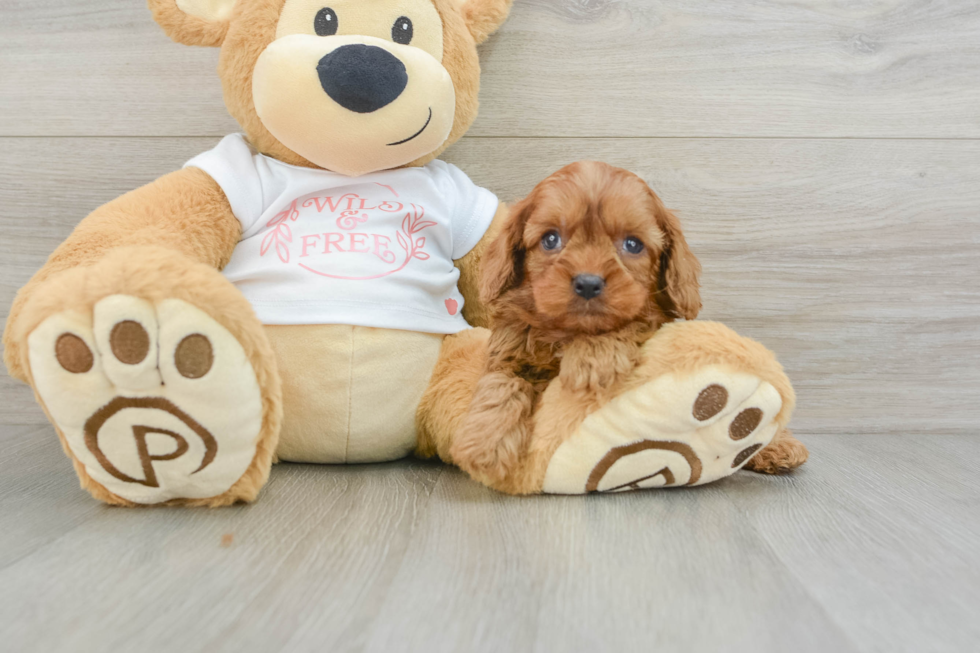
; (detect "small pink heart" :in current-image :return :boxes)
[445,299,459,316]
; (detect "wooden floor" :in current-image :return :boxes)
[2,428,978,652]
[1,0,979,651]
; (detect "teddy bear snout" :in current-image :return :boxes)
[317,44,409,114]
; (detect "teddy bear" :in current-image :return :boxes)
[2,0,807,507]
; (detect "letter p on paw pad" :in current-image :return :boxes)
[27,295,266,505]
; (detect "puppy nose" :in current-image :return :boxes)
[572,274,606,300]
[317,45,408,114]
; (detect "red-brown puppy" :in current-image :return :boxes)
[451,161,702,482]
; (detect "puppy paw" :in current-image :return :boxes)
[742,428,808,475]
[542,365,783,494]
[28,295,266,505]
[451,423,529,483]
[450,372,533,483]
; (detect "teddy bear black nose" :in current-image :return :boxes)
[573,274,606,300]
[317,45,408,114]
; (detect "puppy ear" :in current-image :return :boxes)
[462,0,514,45]
[479,194,532,305]
[656,208,702,320]
[148,0,238,47]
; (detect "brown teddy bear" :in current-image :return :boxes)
[3,0,806,507]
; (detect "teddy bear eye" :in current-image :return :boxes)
[542,231,563,252]
[392,16,414,45]
[623,237,645,255]
[314,8,338,36]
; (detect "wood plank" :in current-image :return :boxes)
[0,430,977,651]
[0,0,234,137]
[741,434,980,652]
[2,0,980,137]
[2,136,977,436]
[363,468,858,653]
[0,424,103,569]
[0,449,444,652]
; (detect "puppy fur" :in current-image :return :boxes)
[450,161,703,481]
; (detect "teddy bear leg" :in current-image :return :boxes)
[269,325,445,464]
[498,321,800,495]
[9,246,282,507]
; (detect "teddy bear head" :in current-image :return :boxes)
[150,0,511,176]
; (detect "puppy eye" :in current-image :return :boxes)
[314,8,338,36]
[392,16,414,44]
[623,237,645,255]
[541,231,563,252]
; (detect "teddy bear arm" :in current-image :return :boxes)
[454,201,509,329]
[3,167,240,382]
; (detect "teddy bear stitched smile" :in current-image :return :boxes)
[252,0,458,177]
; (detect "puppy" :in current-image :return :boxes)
[451,161,702,483]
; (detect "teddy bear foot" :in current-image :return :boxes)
[28,295,269,506]
[542,365,783,494]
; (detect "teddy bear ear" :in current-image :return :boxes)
[461,0,514,45]
[148,0,238,47]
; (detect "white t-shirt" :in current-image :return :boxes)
[185,134,498,333]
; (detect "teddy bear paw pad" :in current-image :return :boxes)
[27,295,264,504]
[542,365,782,494]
